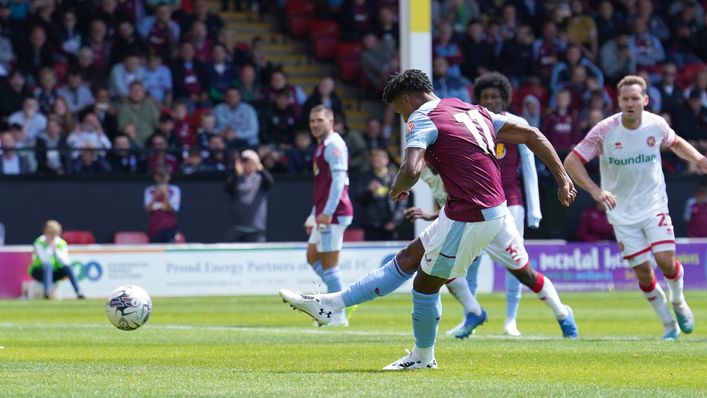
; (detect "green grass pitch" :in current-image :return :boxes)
[1,291,705,397]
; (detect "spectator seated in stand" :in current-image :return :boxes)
[286,129,315,174]
[71,144,112,174]
[260,89,298,149]
[202,135,229,172]
[683,183,707,238]
[432,57,470,103]
[542,89,581,154]
[107,134,145,174]
[206,43,237,102]
[117,81,160,147]
[170,41,208,110]
[147,134,179,174]
[0,131,32,175]
[353,148,404,241]
[213,87,260,149]
[302,77,344,126]
[35,116,69,175]
[143,52,173,105]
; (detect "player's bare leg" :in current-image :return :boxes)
[509,264,578,339]
[306,244,326,280]
[633,260,679,339]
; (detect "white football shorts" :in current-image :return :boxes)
[420,206,506,279]
[483,207,530,271]
[613,209,676,267]
[308,217,351,253]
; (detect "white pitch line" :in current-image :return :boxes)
[0,322,667,341]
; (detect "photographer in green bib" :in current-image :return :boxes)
[28,220,85,299]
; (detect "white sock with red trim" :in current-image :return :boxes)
[663,261,685,304]
[640,278,675,326]
[530,273,568,320]
[446,277,481,316]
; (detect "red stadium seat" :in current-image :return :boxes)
[343,228,364,242]
[335,42,363,80]
[677,63,706,90]
[289,15,313,38]
[339,58,362,82]
[285,0,315,17]
[309,20,340,40]
[308,21,340,60]
[62,230,96,244]
[335,42,363,62]
[114,231,150,244]
[313,37,339,60]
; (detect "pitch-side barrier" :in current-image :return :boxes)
[1,240,705,298]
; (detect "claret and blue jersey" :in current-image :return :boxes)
[405,98,509,222]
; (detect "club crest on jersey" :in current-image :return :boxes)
[406,121,414,134]
[495,143,507,159]
[647,136,656,147]
[614,141,623,150]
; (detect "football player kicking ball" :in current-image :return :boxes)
[406,72,543,338]
[303,105,354,327]
[280,70,578,370]
[565,75,705,340]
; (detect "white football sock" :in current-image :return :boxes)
[532,274,569,320]
[320,292,345,311]
[446,278,482,316]
[641,279,675,327]
[663,261,686,304]
[412,344,435,362]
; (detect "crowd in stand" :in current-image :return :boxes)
[347,0,707,173]
[0,0,343,176]
[0,0,705,179]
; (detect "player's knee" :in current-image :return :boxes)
[653,251,675,269]
[412,271,446,294]
[632,263,654,284]
[510,267,535,287]
[306,250,318,266]
[395,248,419,273]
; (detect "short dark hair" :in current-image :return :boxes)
[382,69,434,104]
[310,105,333,119]
[473,72,512,106]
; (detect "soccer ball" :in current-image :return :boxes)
[105,285,152,331]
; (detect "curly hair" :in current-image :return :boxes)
[381,69,434,104]
[472,72,512,107]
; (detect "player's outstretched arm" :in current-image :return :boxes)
[564,152,617,210]
[668,136,707,173]
[390,147,426,201]
[497,121,576,207]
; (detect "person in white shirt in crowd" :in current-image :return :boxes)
[8,97,47,143]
